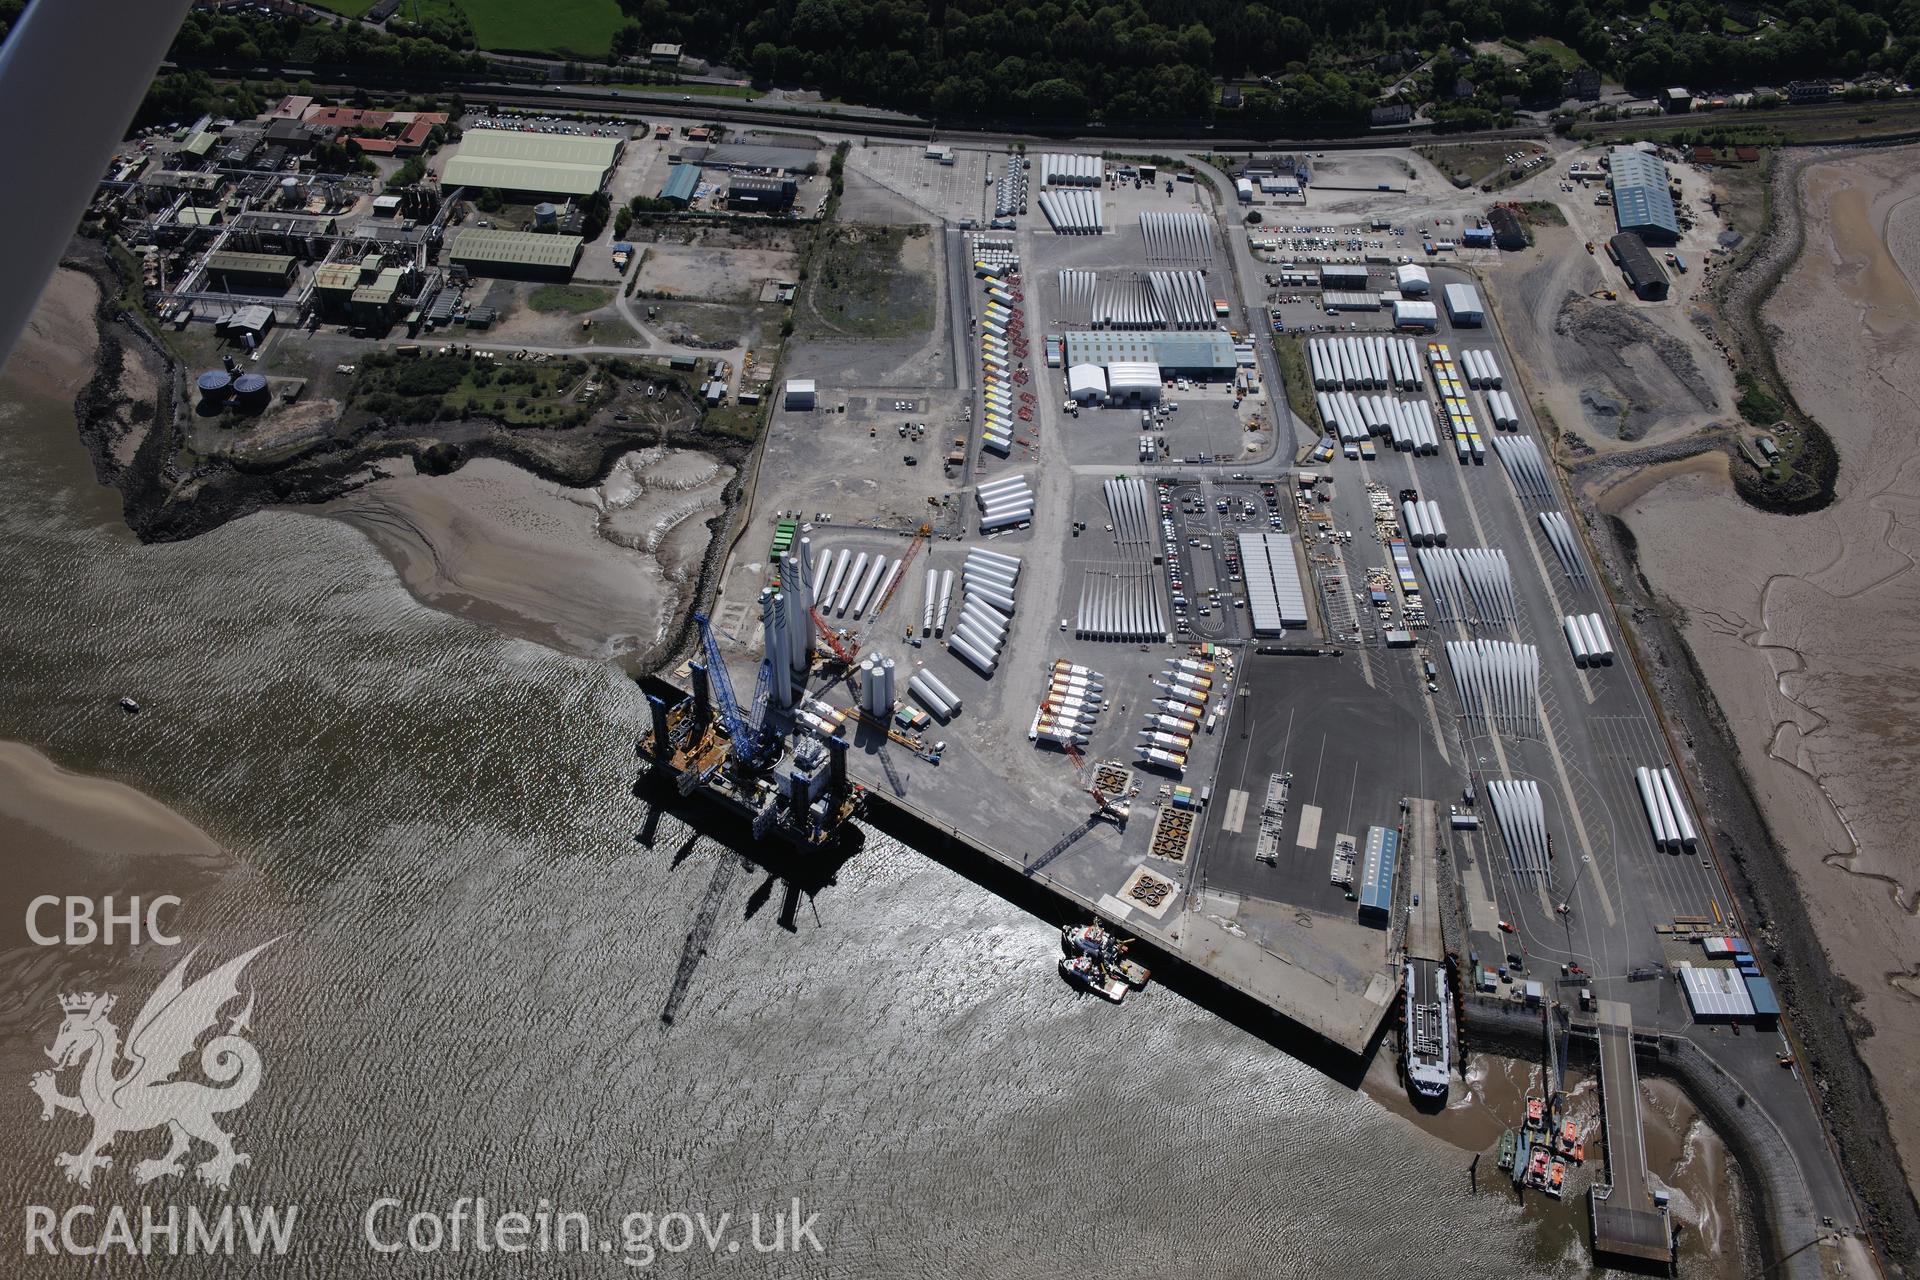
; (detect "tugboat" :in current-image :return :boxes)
[1058,955,1126,1002]
[1062,923,1116,958]
[1525,1095,1546,1131]
[1546,1160,1567,1198]
[1526,1148,1551,1189]
[1061,922,1152,988]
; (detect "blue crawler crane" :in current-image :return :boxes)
[693,611,775,772]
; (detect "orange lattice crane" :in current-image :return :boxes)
[865,522,931,633]
[810,606,859,666]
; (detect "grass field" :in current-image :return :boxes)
[309,0,625,57]
[1524,38,1584,70]
[1269,333,1319,440]
[800,226,933,340]
[1417,141,1544,189]
[528,284,614,314]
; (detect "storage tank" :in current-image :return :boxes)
[231,372,270,411]
[533,202,558,228]
[196,369,232,406]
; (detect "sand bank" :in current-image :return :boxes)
[0,267,99,402]
[323,448,734,666]
[0,740,226,869]
[0,741,230,955]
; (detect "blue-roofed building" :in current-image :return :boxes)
[1358,825,1399,923]
[1744,974,1780,1021]
[658,164,701,207]
[1608,146,1680,244]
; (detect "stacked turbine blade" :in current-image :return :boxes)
[1139,212,1213,263]
[1493,436,1554,503]
[1417,548,1516,626]
[1077,477,1167,641]
[1487,779,1551,884]
[1445,640,1541,736]
[1537,512,1585,583]
[1056,269,1095,323]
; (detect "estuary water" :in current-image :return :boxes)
[0,383,1720,1278]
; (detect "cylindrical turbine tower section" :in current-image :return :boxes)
[936,570,955,633]
[824,548,852,606]
[919,669,961,712]
[761,589,794,707]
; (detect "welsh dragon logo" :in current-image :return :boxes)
[29,941,277,1189]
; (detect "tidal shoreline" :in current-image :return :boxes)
[57,239,754,550]
[1578,501,1918,1269]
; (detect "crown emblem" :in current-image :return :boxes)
[59,993,110,1015]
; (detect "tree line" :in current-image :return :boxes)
[612,0,1919,122]
[124,1,1920,131]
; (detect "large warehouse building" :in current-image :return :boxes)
[1607,145,1680,244]
[442,130,620,200]
[658,163,700,207]
[1609,232,1670,300]
[1064,330,1235,378]
[201,250,296,293]
[1442,283,1484,326]
[448,228,583,280]
[726,176,797,212]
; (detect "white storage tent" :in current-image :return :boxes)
[1066,363,1108,403]
[1392,300,1438,330]
[1104,361,1163,403]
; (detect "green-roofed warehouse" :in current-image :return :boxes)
[448,228,583,280]
[202,250,296,292]
[441,129,619,199]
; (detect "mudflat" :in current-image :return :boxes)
[323,448,734,667]
[1604,144,1920,1199]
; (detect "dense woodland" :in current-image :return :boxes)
[614,0,1920,123]
[134,1,1920,128]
